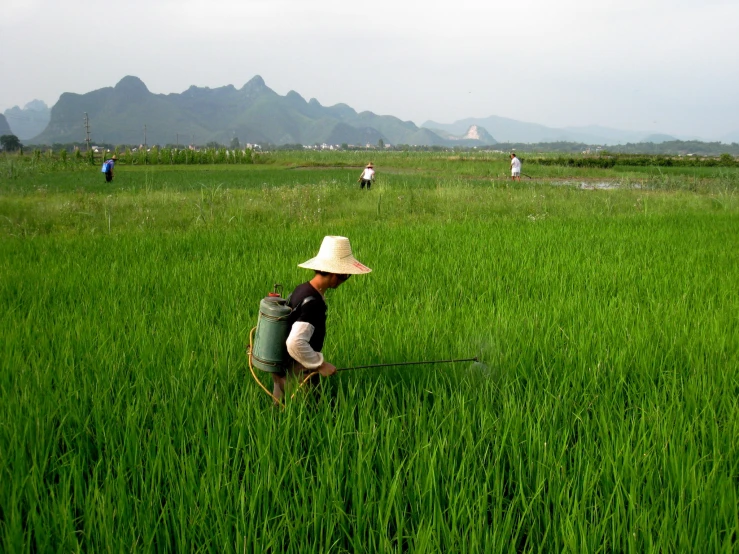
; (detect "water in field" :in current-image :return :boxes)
[552,180,644,189]
[579,181,620,189]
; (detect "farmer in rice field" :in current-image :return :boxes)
[358,162,375,190]
[103,155,118,183]
[510,153,521,181]
[271,236,372,400]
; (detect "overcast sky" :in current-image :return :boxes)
[2,0,738,140]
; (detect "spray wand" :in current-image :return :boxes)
[338,357,478,371]
[288,357,479,401]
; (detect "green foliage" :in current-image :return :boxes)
[1,156,739,552]
[720,153,736,166]
[531,156,617,168]
[609,140,739,156]
[0,134,22,152]
[0,161,738,550]
[522,153,737,169]
[493,140,739,157]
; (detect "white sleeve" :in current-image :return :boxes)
[286,321,324,369]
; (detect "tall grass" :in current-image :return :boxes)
[1,162,738,551]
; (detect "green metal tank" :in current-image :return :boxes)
[251,293,293,373]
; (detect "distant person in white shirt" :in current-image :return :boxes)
[510,153,521,181]
[358,162,375,190]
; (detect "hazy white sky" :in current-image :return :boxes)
[2,0,738,139]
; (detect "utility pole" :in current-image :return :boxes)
[84,113,91,152]
[176,133,179,149]
[144,124,147,149]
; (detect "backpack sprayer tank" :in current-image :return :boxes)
[251,284,293,373]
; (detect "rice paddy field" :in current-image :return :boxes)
[1,152,738,552]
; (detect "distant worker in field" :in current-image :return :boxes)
[510,153,521,181]
[358,162,375,190]
[271,236,372,400]
[102,155,118,183]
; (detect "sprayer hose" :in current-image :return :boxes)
[248,327,282,405]
[290,371,321,400]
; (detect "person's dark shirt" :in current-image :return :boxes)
[288,282,327,353]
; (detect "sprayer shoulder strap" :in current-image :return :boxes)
[287,291,315,307]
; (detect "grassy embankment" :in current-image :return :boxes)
[1,156,738,551]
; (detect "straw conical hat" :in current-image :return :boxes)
[298,236,371,274]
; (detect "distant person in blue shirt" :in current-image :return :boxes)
[102,155,117,182]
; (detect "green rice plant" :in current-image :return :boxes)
[0,160,737,551]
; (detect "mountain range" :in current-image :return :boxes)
[0,114,12,136]
[30,76,471,147]
[422,117,689,146]
[3,100,51,140]
[6,76,738,147]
